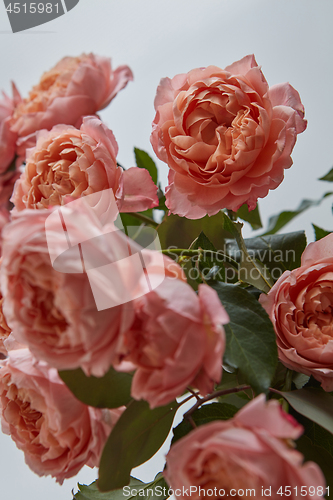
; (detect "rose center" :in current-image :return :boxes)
[190,452,259,499]
[295,283,333,343]
[21,261,69,342]
[28,138,89,207]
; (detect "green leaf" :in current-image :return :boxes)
[172,402,238,444]
[134,148,158,185]
[235,203,262,230]
[157,212,230,253]
[312,224,331,241]
[319,166,333,182]
[98,399,178,491]
[216,369,240,391]
[290,406,333,489]
[156,194,167,212]
[58,367,133,409]
[296,435,333,490]
[212,282,278,394]
[278,388,333,434]
[262,193,333,235]
[192,231,225,281]
[292,372,310,390]
[74,473,169,500]
[220,212,273,292]
[226,231,307,278]
[120,209,155,230]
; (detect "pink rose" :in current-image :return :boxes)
[11,53,133,138]
[0,84,22,209]
[0,290,11,356]
[0,83,21,175]
[0,196,177,376]
[151,55,306,218]
[0,203,137,376]
[11,116,158,213]
[165,395,325,499]
[120,280,229,408]
[260,233,333,391]
[0,206,10,252]
[0,256,24,356]
[0,349,122,483]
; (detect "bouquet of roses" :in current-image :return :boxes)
[0,52,332,500]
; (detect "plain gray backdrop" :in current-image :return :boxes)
[0,1,333,499]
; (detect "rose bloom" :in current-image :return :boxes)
[11,116,158,213]
[151,55,306,219]
[0,198,180,376]
[165,395,326,500]
[11,53,133,138]
[0,83,21,175]
[0,84,22,208]
[260,233,333,391]
[0,204,137,376]
[0,206,10,250]
[0,348,122,483]
[0,293,11,356]
[120,279,229,408]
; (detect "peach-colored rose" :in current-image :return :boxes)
[0,84,22,209]
[0,197,179,376]
[11,53,133,138]
[151,55,306,218]
[0,207,10,252]
[0,84,21,175]
[0,255,22,355]
[0,294,11,356]
[0,349,122,483]
[260,233,333,391]
[11,116,158,213]
[165,395,325,500]
[0,204,137,376]
[120,280,229,408]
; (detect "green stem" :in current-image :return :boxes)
[227,215,273,291]
[127,212,159,228]
[227,209,237,222]
[183,385,251,420]
[161,248,239,268]
[282,369,293,392]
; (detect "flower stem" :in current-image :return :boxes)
[127,212,159,228]
[183,385,251,420]
[161,248,239,268]
[227,209,238,221]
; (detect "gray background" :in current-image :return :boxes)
[0,1,333,498]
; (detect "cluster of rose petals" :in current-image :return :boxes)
[0,296,11,355]
[0,84,22,209]
[0,207,10,251]
[0,349,122,483]
[11,116,158,213]
[0,84,21,175]
[0,205,138,377]
[120,279,229,408]
[151,55,307,219]
[260,233,333,391]
[165,395,325,499]
[11,53,133,138]
[0,197,181,377]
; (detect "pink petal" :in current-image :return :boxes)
[235,394,303,440]
[225,54,258,75]
[268,83,307,134]
[120,167,158,212]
